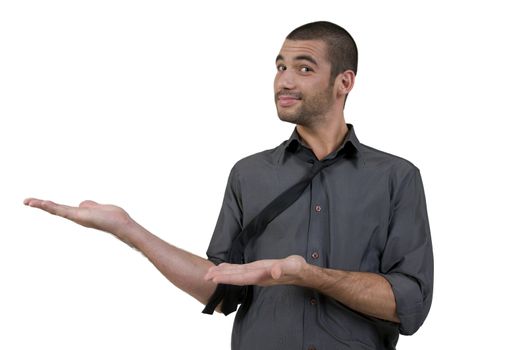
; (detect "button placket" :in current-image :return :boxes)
[303,157,325,349]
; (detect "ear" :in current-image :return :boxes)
[336,69,355,97]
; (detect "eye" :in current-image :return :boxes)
[300,66,312,73]
[277,64,286,72]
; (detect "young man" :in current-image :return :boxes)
[24,21,433,350]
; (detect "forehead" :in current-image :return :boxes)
[276,39,329,64]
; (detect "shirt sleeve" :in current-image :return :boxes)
[380,165,433,335]
[206,164,244,265]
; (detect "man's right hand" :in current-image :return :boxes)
[23,197,219,306]
[23,198,135,243]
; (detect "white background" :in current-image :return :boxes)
[1,0,524,349]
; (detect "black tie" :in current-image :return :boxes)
[202,154,343,315]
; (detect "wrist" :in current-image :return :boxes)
[113,218,142,247]
[295,260,317,288]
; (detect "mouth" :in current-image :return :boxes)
[276,92,302,107]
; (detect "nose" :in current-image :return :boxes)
[275,69,295,91]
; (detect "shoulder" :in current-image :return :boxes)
[361,142,419,174]
[230,141,286,177]
[358,143,425,204]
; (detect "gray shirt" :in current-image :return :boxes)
[206,124,433,350]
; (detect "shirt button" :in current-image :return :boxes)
[311,251,320,259]
[310,298,317,305]
[314,204,322,212]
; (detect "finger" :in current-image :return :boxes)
[210,265,278,285]
[206,265,259,281]
[27,199,78,220]
[204,264,226,280]
[209,263,269,278]
[79,200,99,208]
[271,264,283,280]
[205,264,246,280]
[24,198,51,209]
[206,260,281,281]
[23,197,43,206]
[215,260,277,273]
[211,269,269,286]
[205,263,232,275]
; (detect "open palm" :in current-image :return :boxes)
[23,198,133,238]
[205,255,307,287]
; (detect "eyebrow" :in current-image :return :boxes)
[275,54,319,67]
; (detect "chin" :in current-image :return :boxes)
[277,111,321,128]
[277,112,300,124]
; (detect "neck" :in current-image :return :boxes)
[296,117,348,161]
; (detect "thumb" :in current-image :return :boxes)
[79,200,99,208]
[270,264,283,280]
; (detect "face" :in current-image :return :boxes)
[274,39,336,126]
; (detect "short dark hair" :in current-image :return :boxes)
[286,21,358,82]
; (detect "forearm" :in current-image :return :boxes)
[121,220,218,307]
[299,265,400,323]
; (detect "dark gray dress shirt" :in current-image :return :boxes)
[206,124,433,350]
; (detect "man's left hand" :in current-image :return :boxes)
[204,255,308,287]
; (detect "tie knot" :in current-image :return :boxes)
[310,156,340,175]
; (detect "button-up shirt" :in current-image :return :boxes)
[206,123,433,350]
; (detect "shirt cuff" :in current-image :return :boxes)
[382,272,426,335]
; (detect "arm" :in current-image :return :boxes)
[301,261,399,322]
[23,198,219,308]
[204,255,399,322]
[119,222,218,306]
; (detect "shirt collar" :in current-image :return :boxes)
[280,123,365,166]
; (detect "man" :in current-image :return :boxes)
[24,21,433,350]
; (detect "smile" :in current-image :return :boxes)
[278,95,301,107]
